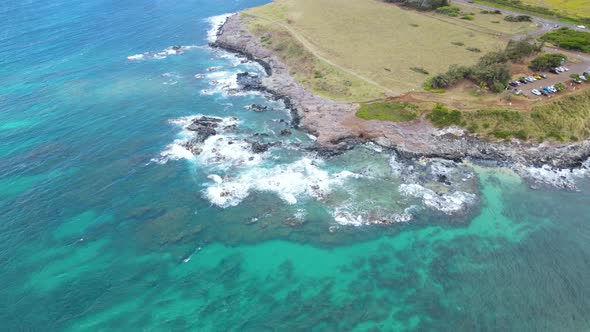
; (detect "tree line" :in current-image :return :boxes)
[426,39,543,92]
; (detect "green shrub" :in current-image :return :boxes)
[436,5,461,16]
[356,102,420,122]
[480,9,502,14]
[384,0,450,10]
[410,67,430,75]
[451,41,465,46]
[428,104,462,127]
[424,40,538,91]
[504,15,532,22]
[541,28,590,53]
[529,53,566,71]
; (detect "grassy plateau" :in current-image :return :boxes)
[243,0,533,99]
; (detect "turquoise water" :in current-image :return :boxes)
[2,0,590,330]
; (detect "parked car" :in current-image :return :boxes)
[577,25,587,29]
[556,67,565,72]
[547,86,557,93]
[515,90,523,95]
[519,78,528,84]
[540,73,548,79]
[542,88,552,94]
[584,71,590,76]
[580,75,588,81]
[534,75,542,80]
[509,81,519,87]
[550,68,560,74]
[562,66,569,71]
[531,89,542,96]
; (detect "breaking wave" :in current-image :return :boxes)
[515,158,590,191]
[206,13,234,43]
[204,158,361,208]
[127,45,200,61]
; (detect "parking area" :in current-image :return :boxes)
[511,48,590,98]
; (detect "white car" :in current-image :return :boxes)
[577,25,587,29]
[531,89,542,96]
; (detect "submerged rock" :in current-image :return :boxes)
[248,103,269,112]
[251,141,272,153]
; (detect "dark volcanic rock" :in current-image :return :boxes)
[251,142,271,153]
[237,72,262,90]
[184,116,227,148]
[248,103,269,112]
[280,129,292,136]
[182,138,203,155]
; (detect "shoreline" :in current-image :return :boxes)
[213,13,590,169]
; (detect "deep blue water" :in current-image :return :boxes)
[3,0,590,331]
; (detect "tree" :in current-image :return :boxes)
[530,53,566,71]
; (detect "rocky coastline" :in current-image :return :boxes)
[212,14,590,170]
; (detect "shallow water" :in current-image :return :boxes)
[2,0,590,330]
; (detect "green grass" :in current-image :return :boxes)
[541,28,590,53]
[428,104,462,127]
[521,0,590,20]
[356,102,421,122]
[474,0,588,25]
[428,90,590,141]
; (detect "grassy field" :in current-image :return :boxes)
[474,0,590,25]
[520,0,590,19]
[244,15,385,101]
[428,88,590,142]
[433,3,539,35]
[244,0,528,98]
[356,102,423,122]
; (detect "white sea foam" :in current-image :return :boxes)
[153,115,240,164]
[153,139,196,164]
[516,159,590,190]
[199,70,261,97]
[127,54,145,61]
[389,154,408,177]
[127,45,200,61]
[332,204,414,227]
[197,135,264,171]
[206,13,234,43]
[204,158,360,208]
[399,183,476,214]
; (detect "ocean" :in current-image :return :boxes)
[2,0,590,330]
